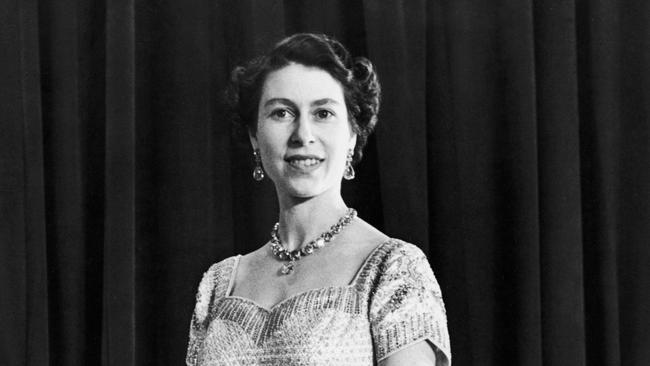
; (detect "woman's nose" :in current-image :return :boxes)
[290,115,315,145]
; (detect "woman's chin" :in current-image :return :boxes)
[278,180,327,200]
[285,186,322,199]
[272,171,341,200]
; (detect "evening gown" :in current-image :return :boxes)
[186,239,451,365]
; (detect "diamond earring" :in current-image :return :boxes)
[343,149,355,180]
[252,149,264,181]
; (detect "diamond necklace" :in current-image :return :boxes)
[270,208,357,275]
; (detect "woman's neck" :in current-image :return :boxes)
[276,190,349,252]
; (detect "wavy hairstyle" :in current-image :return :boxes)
[226,33,381,164]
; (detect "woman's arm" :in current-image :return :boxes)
[379,340,437,366]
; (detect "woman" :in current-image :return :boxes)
[186,33,450,365]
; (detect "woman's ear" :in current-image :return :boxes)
[248,130,258,150]
[348,133,357,151]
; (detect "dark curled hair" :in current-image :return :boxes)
[225,33,381,164]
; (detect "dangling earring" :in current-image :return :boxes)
[343,149,355,180]
[252,149,264,181]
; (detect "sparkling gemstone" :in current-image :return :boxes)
[253,166,265,181]
[314,238,325,248]
[281,262,294,275]
[344,165,355,180]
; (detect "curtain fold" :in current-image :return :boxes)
[2,0,649,365]
[103,0,136,364]
[533,1,586,365]
[1,0,49,364]
[577,1,623,364]
[20,0,50,364]
[363,0,430,247]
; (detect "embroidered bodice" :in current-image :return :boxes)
[186,239,451,365]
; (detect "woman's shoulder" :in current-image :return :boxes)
[384,238,427,254]
[353,238,436,291]
[346,217,428,258]
[198,255,239,289]
[192,255,239,323]
[369,238,431,269]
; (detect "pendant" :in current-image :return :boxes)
[281,261,295,275]
[253,166,264,181]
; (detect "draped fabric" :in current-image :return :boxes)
[1,0,649,365]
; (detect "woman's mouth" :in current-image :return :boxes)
[285,155,324,171]
[288,158,320,168]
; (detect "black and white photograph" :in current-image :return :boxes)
[1,0,649,365]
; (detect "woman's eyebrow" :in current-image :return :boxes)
[311,98,340,107]
[262,98,296,108]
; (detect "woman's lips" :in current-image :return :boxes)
[288,158,320,168]
[285,156,324,172]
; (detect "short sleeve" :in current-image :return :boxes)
[369,242,451,364]
[186,258,236,366]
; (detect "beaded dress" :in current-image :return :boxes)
[186,239,451,365]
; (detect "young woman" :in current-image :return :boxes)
[186,33,450,366]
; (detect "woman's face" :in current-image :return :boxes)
[250,62,356,199]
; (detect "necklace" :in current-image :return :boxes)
[270,208,357,275]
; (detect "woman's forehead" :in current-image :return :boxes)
[260,63,345,105]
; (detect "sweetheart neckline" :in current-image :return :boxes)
[221,285,357,313]
[222,239,395,312]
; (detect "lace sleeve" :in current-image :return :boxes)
[369,242,451,365]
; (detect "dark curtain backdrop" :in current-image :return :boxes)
[1,0,649,365]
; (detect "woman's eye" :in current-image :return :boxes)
[315,110,333,120]
[270,109,293,120]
